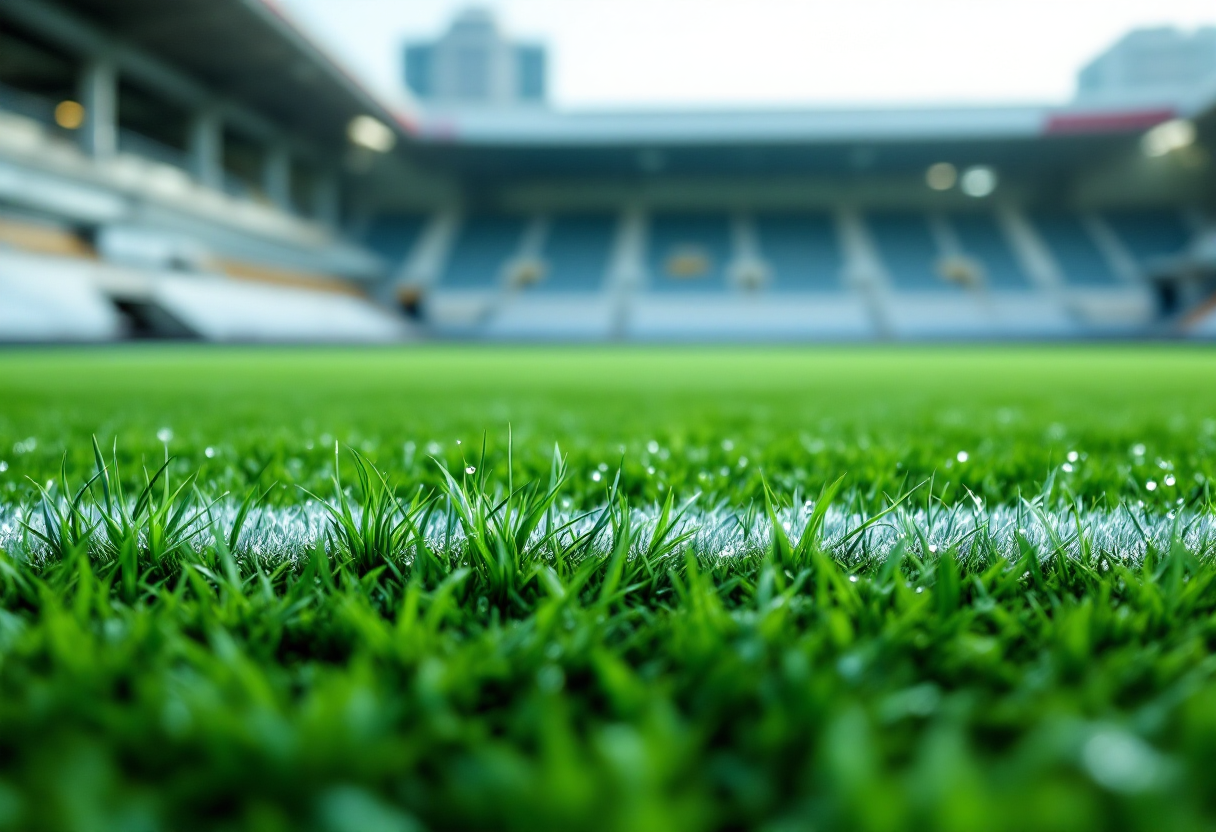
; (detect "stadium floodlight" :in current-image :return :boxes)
[1141,119,1196,158]
[926,163,957,191]
[347,115,396,153]
[960,166,998,198]
[54,100,85,130]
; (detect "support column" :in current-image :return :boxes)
[188,110,224,190]
[311,173,341,226]
[263,145,292,211]
[79,57,117,159]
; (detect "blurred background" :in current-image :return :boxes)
[1,0,1215,342]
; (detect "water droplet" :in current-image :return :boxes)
[465,466,476,475]
[849,575,859,583]
[1067,451,1079,463]
[1062,463,1074,473]
[647,440,659,454]
[956,451,969,463]
[1164,474,1176,487]
[738,457,749,468]
[455,439,462,445]
[597,462,609,472]
[647,466,656,475]
[592,471,602,482]
[426,441,441,455]
[916,587,924,594]
[720,467,730,477]
[1146,481,1158,492]
[204,447,216,459]
[1132,444,1146,457]
[722,439,734,451]
[928,544,938,554]
[0,461,7,473]
[157,428,173,443]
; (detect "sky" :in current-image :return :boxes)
[276,0,1216,110]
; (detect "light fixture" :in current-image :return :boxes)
[960,166,998,198]
[347,115,396,153]
[926,162,957,191]
[1141,119,1196,158]
[54,100,85,130]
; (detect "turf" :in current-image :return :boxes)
[2,345,1216,831]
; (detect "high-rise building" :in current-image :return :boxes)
[404,9,547,109]
[1077,27,1216,102]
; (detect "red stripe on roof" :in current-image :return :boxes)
[1043,108,1176,135]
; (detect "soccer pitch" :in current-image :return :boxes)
[2,345,1216,831]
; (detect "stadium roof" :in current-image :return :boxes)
[2,0,418,152]
[400,101,1208,180]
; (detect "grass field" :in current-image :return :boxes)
[3,345,1216,831]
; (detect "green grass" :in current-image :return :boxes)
[2,345,1216,831]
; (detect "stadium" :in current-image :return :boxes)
[7,2,1216,831]
[2,0,1216,342]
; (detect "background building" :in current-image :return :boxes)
[1078,27,1216,105]
[404,8,547,109]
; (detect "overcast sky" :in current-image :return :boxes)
[276,0,1216,110]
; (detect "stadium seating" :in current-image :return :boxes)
[439,215,527,289]
[532,213,615,292]
[1103,209,1192,269]
[646,212,732,292]
[949,213,1034,290]
[363,214,426,274]
[1028,211,1119,286]
[753,212,843,291]
[866,211,946,290]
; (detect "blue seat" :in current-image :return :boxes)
[1030,212,1118,287]
[647,213,732,292]
[363,215,425,270]
[950,213,1032,290]
[1103,210,1191,269]
[754,212,842,291]
[534,214,615,293]
[441,216,526,289]
[868,212,943,290]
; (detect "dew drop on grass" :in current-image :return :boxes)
[1063,463,1074,473]
[1146,481,1158,492]
[722,439,734,451]
[647,441,659,454]
[647,466,656,475]
[720,467,730,477]
[849,575,859,583]
[1068,451,1079,463]
[464,466,476,475]
[456,440,461,445]
[204,447,216,459]
[592,471,602,482]
[0,461,7,473]
[1164,474,1176,487]
[957,451,969,463]
[1132,444,1147,457]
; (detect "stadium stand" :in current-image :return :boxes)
[439,215,527,289]
[867,211,948,290]
[532,213,615,293]
[1103,209,1193,269]
[0,1,1213,342]
[948,213,1035,290]
[647,213,733,292]
[753,212,843,291]
[1029,211,1121,286]
[363,214,426,277]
